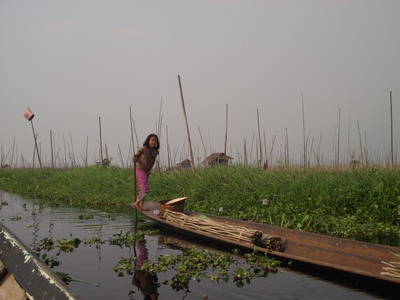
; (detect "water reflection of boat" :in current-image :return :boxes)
[0,222,81,300]
[139,201,400,289]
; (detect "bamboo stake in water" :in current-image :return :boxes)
[50,130,54,169]
[267,135,276,168]
[166,125,171,169]
[85,136,88,167]
[69,128,76,167]
[263,131,267,169]
[30,120,43,177]
[53,131,57,168]
[62,133,67,168]
[337,108,341,169]
[357,120,363,164]
[257,108,262,167]
[302,94,307,168]
[198,126,207,160]
[178,75,195,170]
[224,104,228,155]
[99,117,103,163]
[285,128,289,168]
[10,136,15,168]
[390,91,394,167]
[243,138,248,166]
[129,107,138,231]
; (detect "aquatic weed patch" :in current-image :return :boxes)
[115,247,280,292]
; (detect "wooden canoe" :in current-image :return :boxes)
[0,222,81,300]
[138,201,400,289]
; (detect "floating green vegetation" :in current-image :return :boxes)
[33,228,278,291]
[115,247,279,292]
[32,229,156,283]
[1,166,399,243]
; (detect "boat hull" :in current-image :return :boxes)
[0,222,81,300]
[139,201,400,288]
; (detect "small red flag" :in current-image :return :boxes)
[24,107,35,121]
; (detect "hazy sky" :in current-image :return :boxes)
[1,0,399,167]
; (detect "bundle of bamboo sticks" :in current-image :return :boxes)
[163,210,286,252]
[381,252,400,279]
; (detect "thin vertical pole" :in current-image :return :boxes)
[243,138,248,166]
[178,75,195,170]
[357,120,364,164]
[69,128,76,167]
[257,108,262,167]
[224,104,228,154]
[30,120,43,177]
[286,128,290,168]
[302,94,306,168]
[166,125,171,169]
[99,116,103,162]
[390,91,394,167]
[337,108,341,169]
[198,127,207,159]
[129,107,138,230]
[50,130,54,169]
[1,146,3,169]
[10,137,15,168]
[85,136,88,167]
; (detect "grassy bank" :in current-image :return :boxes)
[0,166,399,244]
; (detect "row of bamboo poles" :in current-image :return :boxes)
[0,79,398,170]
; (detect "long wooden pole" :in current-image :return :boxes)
[10,136,15,168]
[30,120,43,177]
[302,94,307,168]
[99,117,103,163]
[286,128,289,168]
[390,91,394,167]
[85,136,88,167]
[178,75,195,170]
[50,130,54,169]
[224,104,228,154]
[198,126,207,159]
[243,138,247,166]
[257,108,262,167]
[357,120,363,164]
[129,107,138,230]
[166,125,171,169]
[337,108,341,169]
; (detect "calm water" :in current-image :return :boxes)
[0,191,396,300]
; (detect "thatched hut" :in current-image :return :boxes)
[175,159,192,170]
[202,153,233,167]
[96,158,110,167]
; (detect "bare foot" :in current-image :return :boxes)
[140,204,149,211]
[132,202,142,210]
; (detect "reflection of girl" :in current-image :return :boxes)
[131,241,159,300]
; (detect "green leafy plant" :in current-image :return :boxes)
[115,247,279,292]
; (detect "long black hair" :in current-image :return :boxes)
[143,134,160,150]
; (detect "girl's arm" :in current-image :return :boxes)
[132,151,141,163]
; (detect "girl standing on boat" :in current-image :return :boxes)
[131,134,160,211]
